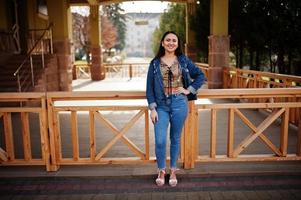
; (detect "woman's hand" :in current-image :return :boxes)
[177,87,190,95]
[150,109,158,124]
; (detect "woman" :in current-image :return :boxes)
[146,31,205,187]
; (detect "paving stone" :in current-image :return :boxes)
[243,191,260,200]
[266,190,282,200]
[210,191,224,200]
[197,191,211,200]
[222,191,248,200]
[255,190,272,200]
[151,192,164,200]
[186,192,199,200]
[277,190,297,200]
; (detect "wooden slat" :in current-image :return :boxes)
[46,98,59,171]
[234,108,282,156]
[89,111,96,160]
[54,106,147,111]
[94,110,145,159]
[227,108,234,158]
[280,108,290,156]
[197,102,301,109]
[298,110,301,156]
[71,111,79,161]
[0,112,3,119]
[53,111,62,162]
[0,92,45,101]
[0,147,8,161]
[0,159,46,165]
[210,109,217,158]
[196,154,301,162]
[95,110,145,160]
[233,108,285,157]
[144,109,150,160]
[40,97,51,171]
[21,112,32,161]
[0,108,41,113]
[184,101,195,168]
[3,113,14,161]
[194,105,199,160]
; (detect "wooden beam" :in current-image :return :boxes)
[21,112,32,161]
[234,108,282,156]
[89,111,96,160]
[233,108,285,157]
[71,111,79,161]
[210,109,217,158]
[0,148,8,162]
[3,113,14,161]
[95,110,145,160]
[227,108,234,157]
[280,108,290,156]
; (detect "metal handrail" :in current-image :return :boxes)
[13,23,53,92]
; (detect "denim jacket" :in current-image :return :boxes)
[146,55,205,110]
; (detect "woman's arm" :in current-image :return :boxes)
[186,58,205,94]
[146,62,157,110]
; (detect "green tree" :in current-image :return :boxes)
[229,0,301,75]
[102,4,127,51]
[152,3,186,55]
[191,0,210,62]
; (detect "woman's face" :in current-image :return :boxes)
[162,33,178,54]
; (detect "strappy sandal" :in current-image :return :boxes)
[169,168,179,187]
[155,169,165,186]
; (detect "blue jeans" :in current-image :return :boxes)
[154,94,188,170]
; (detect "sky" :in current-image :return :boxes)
[71,1,169,16]
[120,1,169,13]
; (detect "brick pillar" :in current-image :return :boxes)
[91,45,105,80]
[208,35,229,89]
[53,39,72,91]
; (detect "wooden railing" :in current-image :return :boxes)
[1,88,300,171]
[189,88,301,168]
[73,62,209,80]
[46,91,152,171]
[104,63,149,79]
[0,93,50,170]
[196,63,209,79]
[223,67,301,89]
[222,67,301,126]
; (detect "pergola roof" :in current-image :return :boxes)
[70,0,196,6]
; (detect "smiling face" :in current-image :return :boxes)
[161,33,179,54]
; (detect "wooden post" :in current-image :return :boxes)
[297,108,301,156]
[145,109,150,160]
[21,112,31,161]
[129,64,133,80]
[3,113,14,161]
[210,109,217,158]
[227,108,234,157]
[183,101,196,169]
[46,96,59,171]
[40,96,51,171]
[280,108,289,156]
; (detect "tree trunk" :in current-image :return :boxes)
[287,50,292,75]
[239,40,243,68]
[235,45,239,68]
[277,49,285,74]
[269,46,273,73]
[255,50,260,71]
[249,49,255,70]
